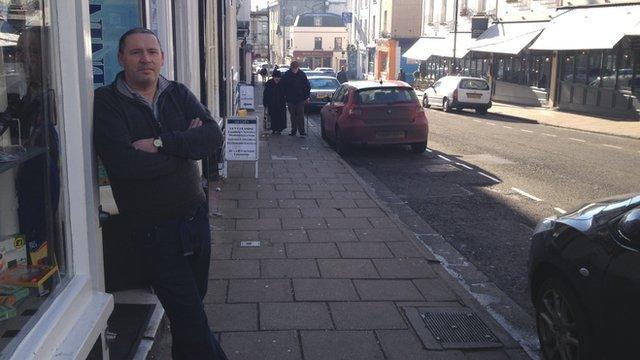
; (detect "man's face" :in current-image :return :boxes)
[118,33,164,88]
[291,65,299,74]
[274,77,281,84]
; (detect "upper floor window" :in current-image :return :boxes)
[314,37,322,50]
[334,37,342,51]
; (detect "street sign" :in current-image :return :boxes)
[239,84,255,110]
[225,117,259,162]
[342,12,353,24]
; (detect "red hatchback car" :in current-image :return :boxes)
[319,80,428,154]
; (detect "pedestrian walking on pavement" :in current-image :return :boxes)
[259,67,268,83]
[337,66,348,83]
[263,69,287,134]
[397,68,407,82]
[281,60,311,136]
[93,27,228,360]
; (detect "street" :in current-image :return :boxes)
[307,108,640,315]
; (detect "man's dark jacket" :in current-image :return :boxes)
[94,74,222,222]
[281,69,311,103]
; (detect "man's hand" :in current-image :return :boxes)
[132,138,158,153]
[305,98,310,104]
[189,117,203,129]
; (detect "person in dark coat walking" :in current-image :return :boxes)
[263,70,287,134]
[337,66,348,83]
[397,68,407,82]
[280,60,310,136]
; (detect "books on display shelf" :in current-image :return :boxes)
[0,264,58,291]
[0,285,29,306]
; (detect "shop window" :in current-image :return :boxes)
[496,57,505,80]
[618,47,632,91]
[334,37,342,51]
[587,51,602,87]
[0,0,67,353]
[633,49,640,95]
[575,52,587,84]
[562,54,574,82]
[601,50,616,89]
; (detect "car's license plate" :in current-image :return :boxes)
[376,131,405,139]
[467,93,482,99]
[317,92,332,98]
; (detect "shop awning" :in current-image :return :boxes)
[468,22,547,55]
[403,33,473,60]
[530,4,640,50]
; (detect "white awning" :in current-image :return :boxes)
[530,4,640,50]
[468,22,547,55]
[402,33,473,60]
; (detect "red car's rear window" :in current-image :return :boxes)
[357,87,419,105]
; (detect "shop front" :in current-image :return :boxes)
[375,38,397,80]
[529,4,640,117]
[0,1,112,358]
[468,21,552,107]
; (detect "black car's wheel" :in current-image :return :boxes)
[320,114,328,141]
[443,98,451,112]
[335,127,349,156]
[411,142,426,154]
[476,107,488,115]
[535,277,594,360]
[422,94,430,108]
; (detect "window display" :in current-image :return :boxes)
[0,0,67,353]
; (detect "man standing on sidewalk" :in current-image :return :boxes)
[93,28,228,360]
[281,60,311,136]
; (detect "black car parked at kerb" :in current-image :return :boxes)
[529,193,640,360]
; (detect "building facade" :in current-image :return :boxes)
[348,0,423,81]
[251,9,270,61]
[290,12,349,69]
[405,0,640,118]
[268,0,348,65]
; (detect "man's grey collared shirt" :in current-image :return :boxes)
[116,73,171,119]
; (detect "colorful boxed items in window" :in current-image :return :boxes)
[0,235,28,272]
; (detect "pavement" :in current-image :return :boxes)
[192,84,532,360]
[414,90,640,139]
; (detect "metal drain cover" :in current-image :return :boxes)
[404,307,502,350]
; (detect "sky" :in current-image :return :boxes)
[252,0,269,11]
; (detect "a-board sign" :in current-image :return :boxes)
[239,84,255,110]
[225,117,258,161]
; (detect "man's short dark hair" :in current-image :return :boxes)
[118,27,162,54]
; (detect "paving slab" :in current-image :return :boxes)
[227,279,293,303]
[329,302,407,330]
[210,260,260,279]
[261,259,320,278]
[205,303,258,332]
[372,258,437,279]
[300,331,385,360]
[219,331,302,360]
[317,259,380,279]
[376,329,466,360]
[307,229,357,242]
[259,230,309,243]
[293,279,359,301]
[337,242,394,258]
[353,280,424,301]
[285,243,341,258]
[260,302,333,330]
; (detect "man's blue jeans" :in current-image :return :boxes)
[132,203,227,360]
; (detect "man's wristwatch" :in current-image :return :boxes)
[153,137,163,149]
